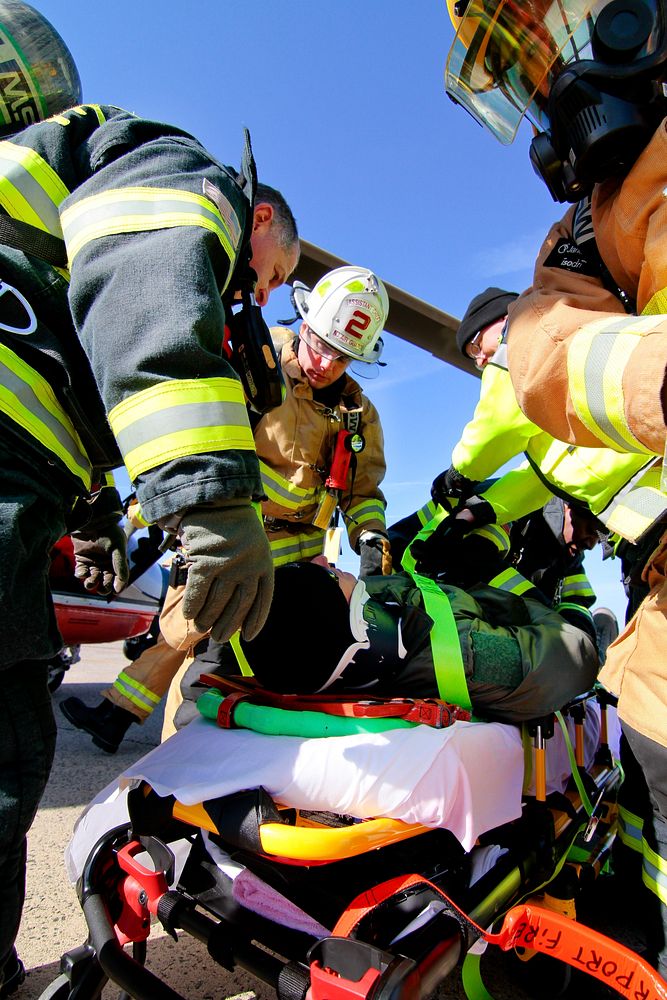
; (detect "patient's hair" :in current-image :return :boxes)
[240,562,353,693]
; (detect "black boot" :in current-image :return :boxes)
[0,950,25,998]
[59,697,137,753]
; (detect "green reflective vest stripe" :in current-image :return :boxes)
[108,376,254,481]
[642,836,667,905]
[567,316,657,456]
[267,530,325,566]
[113,670,162,714]
[0,341,92,488]
[0,140,69,235]
[618,803,643,853]
[346,497,386,528]
[61,186,238,271]
[488,567,534,596]
[401,511,471,710]
[259,459,319,510]
[560,574,595,602]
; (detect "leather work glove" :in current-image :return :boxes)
[430,465,476,508]
[358,530,393,576]
[71,518,130,595]
[179,502,274,643]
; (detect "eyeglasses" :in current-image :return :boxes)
[300,325,350,364]
[466,329,484,359]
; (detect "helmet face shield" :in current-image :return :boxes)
[444,0,662,142]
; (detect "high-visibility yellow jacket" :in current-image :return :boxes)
[452,348,665,544]
[506,120,667,478]
[0,104,260,523]
[254,337,387,562]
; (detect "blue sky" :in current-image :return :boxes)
[38,0,627,623]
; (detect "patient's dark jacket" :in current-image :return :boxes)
[335,573,598,724]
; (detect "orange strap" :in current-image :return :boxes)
[332,873,667,1000]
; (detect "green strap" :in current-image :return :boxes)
[462,952,496,1000]
[230,632,253,676]
[555,711,594,816]
[401,510,471,711]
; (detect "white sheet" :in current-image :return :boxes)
[66,706,618,882]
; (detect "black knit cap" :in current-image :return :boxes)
[239,562,355,693]
[456,287,518,357]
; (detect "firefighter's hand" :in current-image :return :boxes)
[179,502,274,643]
[410,516,471,576]
[71,520,130,595]
[430,465,476,508]
[358,530,393,576]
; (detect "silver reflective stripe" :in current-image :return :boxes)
[62,195,225,244]
[259,460,317,508]
[347,498,386,525]
[268,532,325,565]
[584,333,647,453]
[0,349,92,485]
[113,398,250,458]
[0,143,66,234]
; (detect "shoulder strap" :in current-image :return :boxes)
[0,215,67,268]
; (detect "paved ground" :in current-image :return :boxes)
[13,642,645,1000]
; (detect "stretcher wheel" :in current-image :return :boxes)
[37,973,71,999]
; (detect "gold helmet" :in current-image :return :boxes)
[0,0,82,137]
[444,0,667,200]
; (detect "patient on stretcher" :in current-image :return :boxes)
[236,556,599,724]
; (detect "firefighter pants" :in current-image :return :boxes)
[0,438,71,971]
[0,662,56,976]
[619,723,667,979]
[103,631,188,722]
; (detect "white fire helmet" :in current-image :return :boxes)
[293,266,389,364]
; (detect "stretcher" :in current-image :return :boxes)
[43,684,667,1000]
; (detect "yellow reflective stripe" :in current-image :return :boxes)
[488,567,534,595]
[471,523,510,555]
[48,104,107,127]
[346,498,386,528]
[416,499,438,526]
[268,531,325,566]
[259,460,317,509]
[0,342,92,487]
[618,804,643,853]
[561,574,595,599]
[0,140,69,234]
[113,671,161,713]
[108,377,254,480]
[567,318,657,454]
[61,186,237,266]
[642,837,667,904]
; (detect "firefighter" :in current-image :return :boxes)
[0,2,299,988]
[443,0,667,975]
[62,265,391,749]
[390,286,664,607]
[238,556,599,724]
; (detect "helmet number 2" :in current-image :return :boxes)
[344,310,370,340]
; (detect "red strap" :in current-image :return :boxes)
[332,874,667,1000]
[199,675,469,728]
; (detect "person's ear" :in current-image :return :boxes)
[252,202,274,233]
